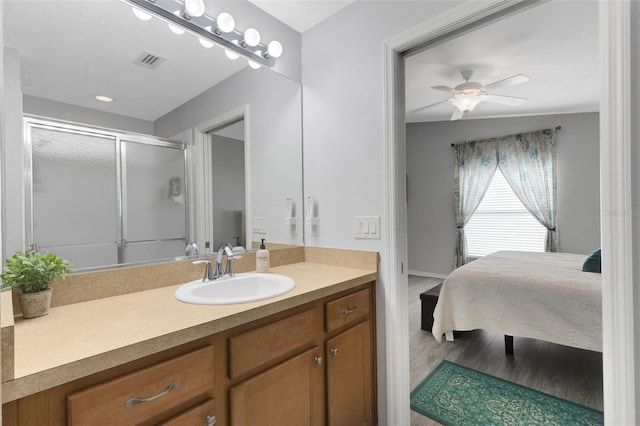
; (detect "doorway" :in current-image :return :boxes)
[382,1,634,424]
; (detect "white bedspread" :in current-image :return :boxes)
[432,251,602,352]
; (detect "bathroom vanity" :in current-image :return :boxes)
[1,247,377,425]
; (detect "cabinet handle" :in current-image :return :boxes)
[314,356,323,365]
[206,415,217,426]
[124,380,181,407]
[342,306,359,315]
[330,348,339,357]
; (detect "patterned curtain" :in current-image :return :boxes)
[497,128,558,252]
[454,140,498,267]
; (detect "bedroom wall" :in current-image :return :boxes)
[406,112,600,277]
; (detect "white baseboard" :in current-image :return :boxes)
[408,270,448,279]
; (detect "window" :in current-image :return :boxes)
[465,169,547,257]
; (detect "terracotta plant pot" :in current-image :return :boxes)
[20,288,53,319]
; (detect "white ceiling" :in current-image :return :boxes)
[4,1,598,124]
[405,1,599,123]
[4,0,249,122]
[247,0,354,33]
[3,0,350,123]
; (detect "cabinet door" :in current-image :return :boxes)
[326,321,373,426]
[229,347,324,426]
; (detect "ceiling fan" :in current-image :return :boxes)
[410,69,530,121]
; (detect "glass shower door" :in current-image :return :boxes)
[29,124,119,269]
[121,140,187,263]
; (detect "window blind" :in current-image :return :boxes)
[466,169,547,257]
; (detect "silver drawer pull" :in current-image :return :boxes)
[330,348,339,357]
[314,356,323,365]
[206,415,217,426]
[124,380,181,407]
[342,306,359,315]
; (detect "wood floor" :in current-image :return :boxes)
[408,275,604,426]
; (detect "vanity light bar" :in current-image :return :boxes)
[124,0,277,68]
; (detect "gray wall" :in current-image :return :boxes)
[301,2,463,423]
[23,95,154,135]
[155,66,303,247]
[3,47,24,257]
[406,112,600,276]
[631,0,640,413]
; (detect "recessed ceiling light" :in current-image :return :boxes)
[94,95,114,103]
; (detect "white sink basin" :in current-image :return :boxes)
[174,273,295,305]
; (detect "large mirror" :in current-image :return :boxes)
[2,0,303,271]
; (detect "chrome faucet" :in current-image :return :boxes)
[192,244,240,281]
[185,241,199,256]
[192,259,215,282]
[216,243,237,277]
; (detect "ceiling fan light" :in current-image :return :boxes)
[451,95,482,113]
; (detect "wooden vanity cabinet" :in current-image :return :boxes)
[2,282,376,426]
[228,284,376,426]
[324,288,374,426]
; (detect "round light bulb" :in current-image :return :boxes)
[132,7,152,21]
[217,12,235,33]
[168,23,184,35]
[169,11,185,34]
[244,28,260,47]
[184,0,205,17]
[225,50,239,60]
[95,95,114,103]
[199,38,214,48]
[248,60,261,70]
[267,40,283,58]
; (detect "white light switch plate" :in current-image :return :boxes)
[252,217,267,234]
[354,216,380,239]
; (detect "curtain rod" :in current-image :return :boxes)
[450,125,562,147]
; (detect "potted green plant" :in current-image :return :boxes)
[1,251,73,319]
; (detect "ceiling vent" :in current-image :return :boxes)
[134,51,166,70]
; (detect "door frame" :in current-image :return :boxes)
[193,105,251,254]
[382,1,634,424]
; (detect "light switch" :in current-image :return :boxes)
[354,216,380,239]
[252,217,267,234]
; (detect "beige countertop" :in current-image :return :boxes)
[2,261,376,403]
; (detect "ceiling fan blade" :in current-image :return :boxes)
[431,85,457,93]
[450,108,464,121]
[482,94,527,106]
[408,99,450,114]
[481,74,530,91]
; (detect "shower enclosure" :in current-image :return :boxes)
[25,117,188,270]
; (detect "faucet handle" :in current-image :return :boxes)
[192,260,212,282]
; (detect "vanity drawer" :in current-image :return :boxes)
[325,288,370,332]
[67,345,215,426]
[229,307,320,379]
[158,398,216,426]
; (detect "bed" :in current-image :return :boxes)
[431,251,602,353]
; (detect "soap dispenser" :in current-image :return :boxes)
[256,238,270,273]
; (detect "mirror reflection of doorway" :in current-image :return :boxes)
[208,119,246,251]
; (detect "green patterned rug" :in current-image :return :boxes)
[410,361,603,426]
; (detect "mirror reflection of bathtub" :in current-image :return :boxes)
[3,0,303,271]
